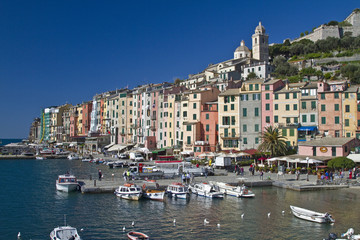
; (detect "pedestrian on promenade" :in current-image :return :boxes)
[349,170,353,179]
[260,170,264,180]
[205,168,208,178]
[234,165,238,174]
[186,172,190,184]
[123,171,127,182]
[252,166,255,176]
[98,169,102,181]
[181,173,185,184]
[296,170,300,180]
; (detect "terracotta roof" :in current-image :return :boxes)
[298,137,357,147]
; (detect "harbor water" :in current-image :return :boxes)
[1,158,360,240]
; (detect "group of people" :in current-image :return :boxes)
[181,172,193,184]
[234,165,244,176]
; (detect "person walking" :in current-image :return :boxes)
[98,169,102,181]
[240,167,244,176]
[260,170,264,180]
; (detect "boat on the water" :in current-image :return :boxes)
[67,154,79,160]
[189,182,224,198]
[127,231,149,240]
[166,182,189,199]
[36,156,46,160]
[56,174,79,192]
[114,183,142,200]
[290,205,335,223]
[210,182,255,198]
[325,228,360,240]
[142,181,165,201]
[50,226,81,240]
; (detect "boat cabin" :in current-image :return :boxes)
[58,175,77,183]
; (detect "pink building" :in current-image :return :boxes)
[298,137,359,157]
[195,101,218,157]
[261,79,285,131]
[82,102,92,136]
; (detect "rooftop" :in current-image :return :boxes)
[298,137,356,147]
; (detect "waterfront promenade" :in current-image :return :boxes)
[79,163,358,193]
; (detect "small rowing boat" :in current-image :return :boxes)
[127,231,149,240]
[290,205,335,223]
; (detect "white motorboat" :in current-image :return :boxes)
[56,174,79,192]
[189,182,224,198]
[114,183,142,201]
[50,226,81,240]
[210,182,255,198]
[36,156,46,160]
[142,181,165,201]
[67,154,79,160]
[290,205,335,223]
[166,182,189,199]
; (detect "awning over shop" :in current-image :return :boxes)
[152,148,166,154]
[298,126,317,131]
[107,144,127,152]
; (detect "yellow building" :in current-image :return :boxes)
[343,86,358,138]
[77,105,83,136]
[218,88,241,150]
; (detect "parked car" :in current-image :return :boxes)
[134,153,145,162]
[119,153,128,159]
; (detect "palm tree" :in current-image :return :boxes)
[258,126,288,156]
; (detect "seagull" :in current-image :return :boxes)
[241,213,244,219]
[282,210,285,215]
[267,212,271,218]
[204,219,209,224]
[173,219,176,226]
[132,221,135,227]
[217,223,221,228]
[17,232,21,239]
[80,228,84,232]
[123,226,126,232]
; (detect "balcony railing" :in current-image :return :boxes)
[220,133,240,139]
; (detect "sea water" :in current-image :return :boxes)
[1,158,359,240]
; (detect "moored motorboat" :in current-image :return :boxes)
[142,181,165,201]
[56,174,79,192]
[210,182,255,198]
[127,231,149,240]
[290,205,335,223]
[189,182,224,198]
[166,182,189,199]
[114,183,142,201]
[50,226,81,240]
[36,156,46,160]
[67,154,79,160]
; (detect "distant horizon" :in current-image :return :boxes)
[1,1,359,138]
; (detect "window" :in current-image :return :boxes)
[231,96,235,102]
[222,117,230,125]
[224,105,228,111]
[290,129,294,136]
[293,93,297,99]
[224,128,228,137]
[335,104,339,111]
[193,103,196,109]
[345,105,350,112]
[321,117,326,124]
[229,116,234,125]
[310,114,315,122]
[274,104,278,110]
[255,84,259,90]
[231,104,234,110]
[274,115,278,123]
[243,108,247,117]
[311,101,316,109]
[285,93,289,99]
[183,111,187,117]
[321,104,326,111]
[206,124,209,132]
[335,131,340,138]
[255,108,259,116]
[193,114,196,120]
[187,136,191,144]
[249,84,253,91]
[187,125,191,131]
[265,93,270,100]
[243,138,247,144]
[358,105,360,112]
[302,102,306,109]
[265,85,269,90]
[243,124,247,132]
[193,93,197,99]
[335,116,340,124]
[294,117,298,124]
[282,129,287,136]
[255,124,259,132]
[345,119,349,127]
[286,117,291,124]
[265,104,270,111]
[206,114,209,120]
[293,104,297,110]
[255,137,259,144]
[286,104,290,111]
[345,93,349,99]
[334,92,339,99]
[266,116,270,123]
[302,115,307,123]
[274,94,278,100]
[321,93,325,99]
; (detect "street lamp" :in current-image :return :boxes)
[306,157,309,181]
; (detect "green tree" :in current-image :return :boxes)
[300,67,317,80]
[300,32,304,37]
[327,157,355,169]
[258,126,288,157]
[174,78,182,85]
[340,64,360,83]
[305,31,309,35]
[247,72,257,80]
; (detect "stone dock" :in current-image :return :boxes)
[78,168,355,193]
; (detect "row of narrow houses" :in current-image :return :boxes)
[27,20,360,157]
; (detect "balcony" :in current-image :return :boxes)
[220,133,240,139]
[150,126,156,131]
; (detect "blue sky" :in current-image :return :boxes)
[0,0,358,138]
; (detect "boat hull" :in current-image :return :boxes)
[56,183,78,192]
[115,191,142,201]
[127,231,149,240]
[143,190,165,201]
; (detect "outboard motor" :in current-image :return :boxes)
[324,233,338,240]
